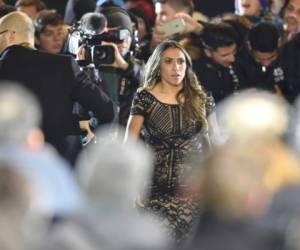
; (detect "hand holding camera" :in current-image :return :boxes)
[66,13,134,68]
[101,41,129,70]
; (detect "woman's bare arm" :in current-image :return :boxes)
[124,115,145,142]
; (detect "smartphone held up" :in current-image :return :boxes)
[157,18,186,37]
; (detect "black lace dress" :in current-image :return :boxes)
[131,89,214,243]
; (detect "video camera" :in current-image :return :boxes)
[66,13,129,66]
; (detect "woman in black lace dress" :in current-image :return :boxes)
[125,40,213,243]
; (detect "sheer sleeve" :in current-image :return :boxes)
[130,89,152,117]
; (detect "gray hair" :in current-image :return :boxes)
[0,82,41,144]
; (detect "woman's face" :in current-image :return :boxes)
[159,47,187,87]
[236,0,261,16]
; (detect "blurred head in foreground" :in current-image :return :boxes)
[200,138,300,219]
[0,82,43,148]
[76,126,153,209]
[218,90,290,143]
[192,90,300,218]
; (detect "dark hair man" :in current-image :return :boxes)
[34,9,65,54]
[248,22,280,67]
[193,22,245,103]
[239,22,297,102]
[0,11,114,164]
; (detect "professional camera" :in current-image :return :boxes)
[66,13,129,66]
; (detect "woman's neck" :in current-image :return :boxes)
[150,82,183,105]
[155,81,182,96]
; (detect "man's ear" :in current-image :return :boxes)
[204,48,212,58]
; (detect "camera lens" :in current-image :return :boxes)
[92,45,115,65]
[95,48,107,60]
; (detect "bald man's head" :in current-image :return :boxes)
[0,11,34,53]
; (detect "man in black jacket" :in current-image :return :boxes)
[193,22,246,103]
[0,11,114,163]
[239,22,298,103]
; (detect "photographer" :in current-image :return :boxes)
[98,7,143,127]
[70,8,143,129]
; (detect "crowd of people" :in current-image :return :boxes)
[1,0,300,249]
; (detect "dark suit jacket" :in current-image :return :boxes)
[0,45,114,155]
[193,56,246,103]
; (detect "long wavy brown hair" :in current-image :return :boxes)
[143,40,208,131]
